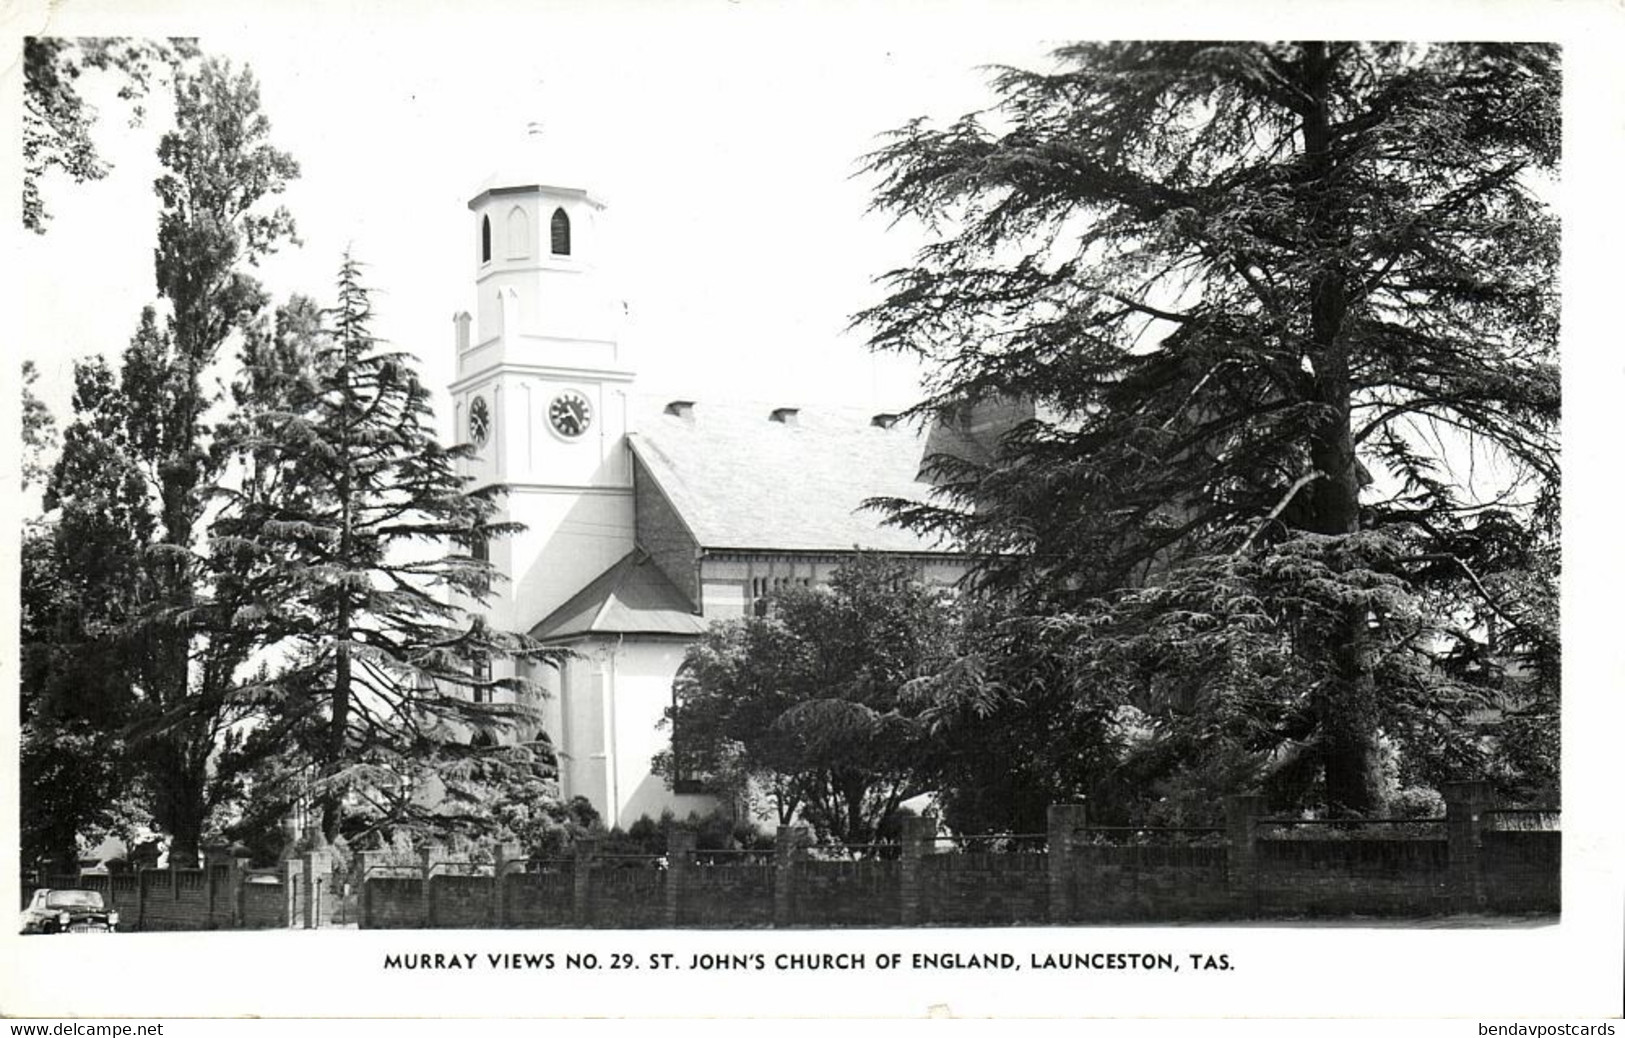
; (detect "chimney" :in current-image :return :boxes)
[769,407,800,426]
[664,400,696,421]
[453,311,471,352]
[871,412,900,429]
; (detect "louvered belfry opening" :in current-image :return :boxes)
[480,214,492,262]
[550,207,571,255]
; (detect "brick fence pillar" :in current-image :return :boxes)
[573,838,599,927]
[1444,780,1494,913]
[666,830,697,927]
[136,868,150,932]
[492,842,520,928]
[303,849,331,929]
[898,814,936,927]
[420,846,436,928]
[773,825,807,928]
[225,857,248,929]
[1225,794,1267,916]
[1047,803,1087,924]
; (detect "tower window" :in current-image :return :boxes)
[480,215,492,263]
[506,206,530,259]
[469,396,491,447]
[550,207,571,256]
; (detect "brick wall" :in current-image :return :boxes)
[363,877,425,929]
[632,453,700,607]
[356,789,1560,929]
[680,864,775,927]
[504,869,576,927]
[1253,838,1452,917]
[133,869,210,931]
[585,866,667,928]
[429,874,497,927]
[1069,845,1233,922]
[241,878,288,929]
[1480,831,1560,913]
[790,860,901,927]
[920,852,1047,926]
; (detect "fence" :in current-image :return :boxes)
[20,848,342,932]
[360,780,1559,929]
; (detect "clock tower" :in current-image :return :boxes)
[450,129,635,642]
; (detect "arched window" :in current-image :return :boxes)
[506,206,530,259]
[480,214,492,263]
[550,207,571,256]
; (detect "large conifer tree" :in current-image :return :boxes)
[213,258,564,844]
[861,43,1559,817]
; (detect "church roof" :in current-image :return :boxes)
[529,551,708,642]
[627,398,953,554]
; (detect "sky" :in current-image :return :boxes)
[17,4,1085,451]
[6,0,1625,1019]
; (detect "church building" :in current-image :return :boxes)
[449,143,999,827]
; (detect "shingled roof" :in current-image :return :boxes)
[627,397,952,554]
[529,550,709,642]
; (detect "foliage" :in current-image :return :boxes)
[26,56,299,866]
[21,361,58,492]
[23,36,198,232]
[655,556,958,846]
[610,809,772,857]
[860,42,1559,818]
[209,256,568,844]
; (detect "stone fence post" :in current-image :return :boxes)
[666,830,697,927]
[898,814,936,926]
[572,837,599,927]
[1444,780,1494,913]
[1225,794,1267,916]
[773,825,807,928]
[1047,803,1087,924]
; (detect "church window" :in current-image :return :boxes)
[472,655,492,704]
[506,206,530,259]
[669,663,705,794]
[469,396,490,447]
[470,534,491,595]
[550,207,571,256]
[480,215,492,263]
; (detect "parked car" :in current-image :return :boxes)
[19,888,118,934]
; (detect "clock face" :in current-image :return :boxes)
[548,390,593,438]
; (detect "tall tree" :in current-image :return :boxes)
[860,43,1558,816]
[210,257,563,845]
[23,36,197,232]
[35,57,299,865]
[656,556,957,846]
[21,358,155,868]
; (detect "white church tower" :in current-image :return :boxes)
[449,127,637,721]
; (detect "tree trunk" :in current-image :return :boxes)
[1297,42,1384,816]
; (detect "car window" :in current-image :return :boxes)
[43,890,104,910]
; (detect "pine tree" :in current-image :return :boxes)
[860,43,1559,817]
[214,257,565,845]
